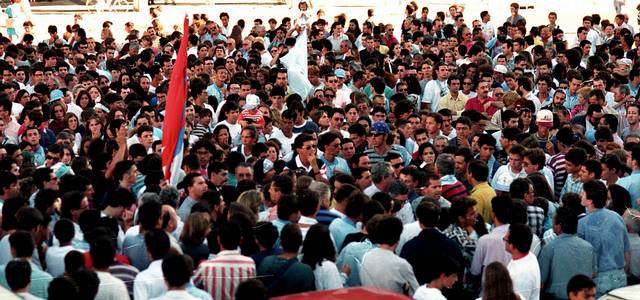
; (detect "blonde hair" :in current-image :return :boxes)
[237,190,262,215]
[180,212,210,246]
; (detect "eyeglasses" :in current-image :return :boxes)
[325,94,335,98]
[327,80,338,83]
[392,162,404,168]
[304,144,317,150]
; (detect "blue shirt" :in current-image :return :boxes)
[560,174,583,200]
[329,217,358,251]
[177,196,197,221]
[538,233,596,299]
[0,261,52,298]
[616,171,640,209]
[578,208,630,272]
[320,155,351,179]
[336,239,375,287]
[564,90,580,110]
[123,233,151,271]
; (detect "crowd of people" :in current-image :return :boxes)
[0,0,639,299]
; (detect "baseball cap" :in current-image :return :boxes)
[494,171,516,192]
[335,69,346,78]
[243,94,260,110]
[536,109,553,127]
[370,122,390,134]
[493,65,508,74]
[263,159,274,174]
[50,89,64,102]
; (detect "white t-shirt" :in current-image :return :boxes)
[414,285,447,300]
[507,252,541,300]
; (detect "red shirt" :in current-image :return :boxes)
[464,96,499,117]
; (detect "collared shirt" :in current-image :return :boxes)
[564,90,580,110]
[320,155,351,179]
[440,175,469,201]
[443,224,478,269]
[538,233,596,299]
[123,233,150,271]
[469,182,497,224]
[471,224,511,276]
[177,196,198,221]
[134,260,167,300]
[464,96,499,117]
[527,205,546,238]
[422,79,449,111]
[45,245,81,277]
[616,170,640,209]
[578,208,630,272]
[193,250,256,300]
[547,152,567,199]
[507,252,541,300]
[360,247,419,295]
[560,174,583,200]
[438,92,469,116]
[329,217,358,251]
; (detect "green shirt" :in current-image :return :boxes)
[257,255,315,297]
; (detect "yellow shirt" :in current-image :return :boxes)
[438,93,468,116]
[469,182,496,224]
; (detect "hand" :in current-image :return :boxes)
[340,264,351,276]
[122,209,134,229]
[546,141,555,155]
[458,136,470,148]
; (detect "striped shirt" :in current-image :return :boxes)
[547,153,567,199]
[109,262,140,299]
[440,175,469,202]
[193,250,256,300]
[363,147,401,165]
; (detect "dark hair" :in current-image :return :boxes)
[145,228,170,260]
[608,184,631,216]
[47,276,79,300]
[491,196,513,224]
[254,222,278,250]
[423,255,461,283]
[54,218,75,244]
[236,279,267,300]
[507,223,532,253]
[416,201,440,228]
[301,224,336,270]
[565,147,587,165]
[64,250,85,274]
[468,159,489,182]
[510,177,532,199]
[69,268,100,300]
[280,223,303,253]
[219,221,242,250]
[567,274,596,297]
[6,260,30,291]
[90,235,116,269]
[583,180,607,208]
[9,230,34,258]
[162,254,193,288]
[139,201,162,231]
[368,215,403,245]
[555,207,578,234]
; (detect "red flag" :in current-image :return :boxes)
[162,15,190,184]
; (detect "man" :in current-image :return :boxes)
[360,215,419,295]
[45,219,81,277]
[474,134,501,183]
[623,104,640,140]
[364,122,402,165]
[0,231,52,298]
[578,180,630,296]
[468,160,496,223]
[443,197,479,270]
[617,144,640,208]
[153,254,200,300]
[471,196,513,278]
[5,260,42,300]
[401,202,464,286]
[322,108,350,139]
[465,81,499,117]
[330,191,366,250]
[560,148,588,199]
[436,153,469,201]
[257,224,315,297]
[363,162,393,197]
[91,236,130,300]
[538,207,596,300]
[421,62,449,111]
[285,134,326,181]
[505,224,541,300]
[510,178,546,238]
[194,222,256,300]
[270,109,298,158]
[567,275,597,300]
[523,148,555,192]
[123,201,162,271]
[133,229,171,299]
[177,173,208,221]
[359,35,382,65]
[492,145,527,192]
[548,127,576,199]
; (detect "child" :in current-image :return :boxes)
[296,0,313,28]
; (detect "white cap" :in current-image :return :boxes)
[493,65,508,74]
[243,94,260,110]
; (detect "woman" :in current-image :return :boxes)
[389,43,402,62]
[345,104,359,126]
[481,262,522,300]
[85,116,103,140]
[347,19,361,42]
[64,113,84,152]
[518,108,536,133]
[87,85,103,103]
[15,89,30,108]
[180,212,211,267]
[61,144,75,165]
[414,142,437,172]
[311,110,330,132]
[237,190,262,216]
[49,102,67,135]
[213,124,232,151]
[75,90,94,111]
[301,224,345,290]
[266,141,280,161]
